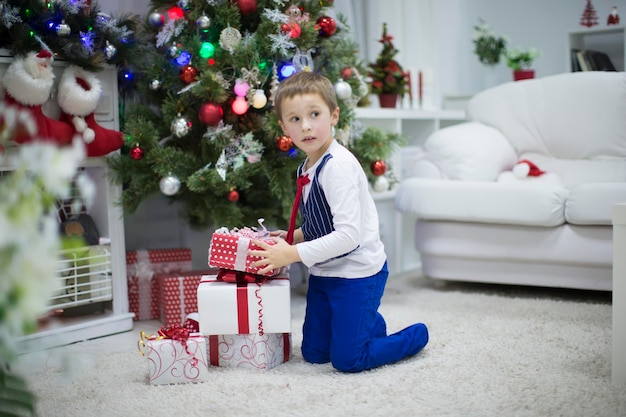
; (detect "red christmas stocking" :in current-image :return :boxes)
[1,50,73,145]
[57,65,124,157]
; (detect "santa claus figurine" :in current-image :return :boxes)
[608,6,620,25]
[1,49,74,145]
[512,159,545,178]
[57,65,124,157]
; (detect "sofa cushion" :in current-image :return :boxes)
[517,152,626,189]
[423,122,518,181]
[467,71,626,160]
[566,183,626,225]
[395,177,568,227]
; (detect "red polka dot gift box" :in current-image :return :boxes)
[156,269,218,326]
[126,248,193,321]
[208,224,285,277]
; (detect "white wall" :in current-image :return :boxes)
[99,0,148,16]
[434,0,624,100]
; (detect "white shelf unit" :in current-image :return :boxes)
[568,26,625,71]
[0,54,134,352]
[355,107,466,275]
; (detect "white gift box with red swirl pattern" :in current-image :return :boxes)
[206,333,291,370]
[143,332,210,385]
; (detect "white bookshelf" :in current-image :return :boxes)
[356,107,466,275]
[568,26,625,71]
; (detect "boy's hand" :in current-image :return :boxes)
[269,229,287,240]
[248,237,300,275]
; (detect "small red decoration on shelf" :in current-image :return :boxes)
[580,0,599,28]
[608,6,620,25]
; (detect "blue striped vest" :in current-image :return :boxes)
[298,154,358,261]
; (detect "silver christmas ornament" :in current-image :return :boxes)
[334,80,352,100]
[148,11,164,27]
[219,27,242,53]
[149,79,162,91]
[104,41,117,60]
[167,43,180,58]
[159,174,181,196]
[178,0,190,10]
[170,114,191,138]
[372,176,390,193]
[197,14,211,30]
[56,21,71,37]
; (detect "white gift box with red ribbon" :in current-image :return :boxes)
[139,332,210,385]
[206,333,291,370]
[197,274,291,336]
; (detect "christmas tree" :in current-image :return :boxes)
[108,0,404,229]
[0,0,138,72]
[580,0,599,28]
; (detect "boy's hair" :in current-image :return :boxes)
[274,71,338,121]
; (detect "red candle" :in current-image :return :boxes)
[418,70,423,107]
[405,71,412,102]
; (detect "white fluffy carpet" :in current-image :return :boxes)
[20,274,626,417]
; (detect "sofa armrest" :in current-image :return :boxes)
[422,122,518,181]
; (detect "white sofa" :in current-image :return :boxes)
[395,71,626,291]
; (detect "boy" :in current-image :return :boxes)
[249,71,428,373]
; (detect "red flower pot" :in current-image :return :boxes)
[378,94,398,108]
[513,69,535,81]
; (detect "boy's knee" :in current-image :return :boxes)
[301,346,330,364]
[331,354,366,373]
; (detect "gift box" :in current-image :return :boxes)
[139,331,210,385]
[156,269,218,326]
[208,226,283,277]
[206,333,291,370]
[126,248,193,321]
[197,274,291,335]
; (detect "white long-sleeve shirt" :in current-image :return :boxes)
[296,140,387,278]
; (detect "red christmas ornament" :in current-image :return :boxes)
[276,135,293,152]
[129,145,144,160]
[179,64,199,84]
[371,160,387,176]
[281,22,301,39]
[228,189,240,202]
[236,0,256,15]
[316,16,336,37]
[341,67,353,79]
[168,6,185,20]
[198,103,223,126]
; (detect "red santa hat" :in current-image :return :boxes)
[512,159,545,178]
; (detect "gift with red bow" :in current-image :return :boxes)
[137,319,209,385]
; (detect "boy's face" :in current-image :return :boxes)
[278,93,339,164]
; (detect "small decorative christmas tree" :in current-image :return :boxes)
[368,23,408,96]
[580,0,599,28]
[108,0,404,229]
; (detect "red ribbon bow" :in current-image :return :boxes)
[157,323,199,366]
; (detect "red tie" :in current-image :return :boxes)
[286,174,310,244]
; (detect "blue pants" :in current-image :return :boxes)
[301,262,429,372]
